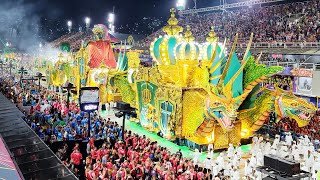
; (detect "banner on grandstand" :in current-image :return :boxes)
[291,68,313,77]
[295,77,313,95]
[79,87,100,111]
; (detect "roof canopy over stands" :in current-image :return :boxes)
[0,93,77,180]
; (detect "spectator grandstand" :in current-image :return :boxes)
[140,0,320,46]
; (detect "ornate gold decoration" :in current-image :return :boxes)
[183,25,194,42]
[127,35,134,45]
[162,8,183,36]
[206,26,218,43]
[127,51,141,69]
[142,88,152,104]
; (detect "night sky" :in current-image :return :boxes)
[3,0,226,41]
[0,0,296,48]
[19,0,187,40]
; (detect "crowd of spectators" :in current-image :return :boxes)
[140,1,320,46]
[259,110,320,148]
[51,31,94,51]
[0,76,226,180]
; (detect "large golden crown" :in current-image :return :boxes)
[150,8,183,65]
[174,26,200,61]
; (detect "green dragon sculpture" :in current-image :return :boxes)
[104,9,316,148]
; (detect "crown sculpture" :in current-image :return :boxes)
[48,9,317,149]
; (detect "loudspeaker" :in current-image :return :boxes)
[264,155,300,176]
[277,158,300,177]
[116,102,130,110]
[264,155,278,170]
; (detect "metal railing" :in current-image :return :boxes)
[179,0,286,14]
[260,62,317,70]
[237,42,320,49]
[277,62,297,68]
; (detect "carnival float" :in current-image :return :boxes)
[43,8,317,149]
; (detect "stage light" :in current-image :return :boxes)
[111,25,115,33]
[177,0,186,10]
[85,17,91,28]
[67,20,72,27]
[85,17,90,24]
[67,20,72,33]
[108,13,115,23]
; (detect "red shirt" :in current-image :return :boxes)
[85,170,95,180]
[197,172,204,179]
[98,148,107,160]
[91,150,98,160]
[106,162,113,169]
[93,163,102,176]
[71,152,82,165]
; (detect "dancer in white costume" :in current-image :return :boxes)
[251,136,259,154]
[279,145,288,158]
[216,152,225,170]
[256,149,264,166]
[208,148,214,160]
[272,134,280,149]
[227,144,234,158]
[285,132,293,146]
[235,145,242,158]
[264,141,271,154]
[193,149,201,164]
[244,159,252,176]
[304,150,314,172]
[208,143,214,152]
[231,167,240,180]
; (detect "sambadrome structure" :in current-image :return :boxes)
[47,9,317,149]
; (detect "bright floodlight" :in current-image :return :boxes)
[177,0,186,10]
[67,21,72,27]
[111,25,115,33]
[108,13,115,23]
[85,17,91,24]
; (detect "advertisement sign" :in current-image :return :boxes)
[80,87,99,111]
[291,68,313,77]
[295,77,312,95]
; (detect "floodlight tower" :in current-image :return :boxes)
[67,20,72,33]
[85,17,91,30]
[108,13,115,33]
[177,0,186,10]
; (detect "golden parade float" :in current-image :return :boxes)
[44,9,317,149]
[106,9,317,149]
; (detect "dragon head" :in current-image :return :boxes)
[205,94,238,131]
[203,85,245,131]
[274,88,317,127]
